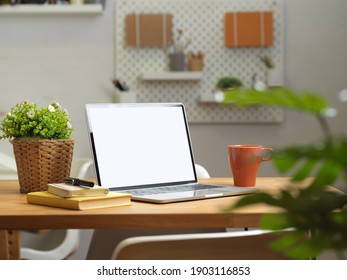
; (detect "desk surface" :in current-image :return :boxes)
[0,177,298,230]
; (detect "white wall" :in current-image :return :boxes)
[0,1,115,164]
[2,0,346,179]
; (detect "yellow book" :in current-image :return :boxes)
[47,183,109,198]
[27,191,132,210]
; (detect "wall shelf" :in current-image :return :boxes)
[0,4,103,15]
[140,72,203,81]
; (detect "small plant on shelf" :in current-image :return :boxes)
[216,76,243,91]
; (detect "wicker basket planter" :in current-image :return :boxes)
[12,139,74,194]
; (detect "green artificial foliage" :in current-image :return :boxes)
[0,100,73,140]
[223,87,347,259]
[216,76,243,90]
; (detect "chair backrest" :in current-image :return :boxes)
[112,230,290,260]
[0,152,18,180]
[194,164,210,179]
[0,152,17,171]
[70,157,94,178]
[20,229,80,260]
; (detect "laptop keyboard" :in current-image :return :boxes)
[122,184,221,196]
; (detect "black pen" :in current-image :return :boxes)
[64,177,95,188]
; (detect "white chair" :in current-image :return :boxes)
[20,157,94,260]
[20,230,80,260]
[0,151,18,179]
[70,157,94,179]
[112,229,290,260]
[194,163,210,179]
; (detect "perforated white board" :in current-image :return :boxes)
[114,0,284,123]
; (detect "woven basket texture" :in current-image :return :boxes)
[12,139,74,194]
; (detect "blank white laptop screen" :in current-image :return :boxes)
[86,103,197,189]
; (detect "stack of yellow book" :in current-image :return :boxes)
[27,183,132,210]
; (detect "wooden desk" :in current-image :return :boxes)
[0,177,291,259]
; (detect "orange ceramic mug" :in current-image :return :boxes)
[228,144,273,187]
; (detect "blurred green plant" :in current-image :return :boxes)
[216,76,243,90]
[260,55,274,69]
[223,87,347,259]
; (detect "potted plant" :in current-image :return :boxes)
[223,87,347,259]
[0,100,74,193]
[216,76,243,91]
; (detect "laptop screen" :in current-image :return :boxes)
[85,103,197,189]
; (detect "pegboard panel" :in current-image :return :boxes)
[114,0,284,123]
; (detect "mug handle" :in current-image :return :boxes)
[261,148,273,161]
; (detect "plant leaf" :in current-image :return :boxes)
[260,214,291,230]
[291,159,317,181]
[269,231,312,259]
[223,87,328,115]
[224,192,281,213]
[273,154,298,173]
[311,160,341,189]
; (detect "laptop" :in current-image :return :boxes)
[84,103,259,203]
